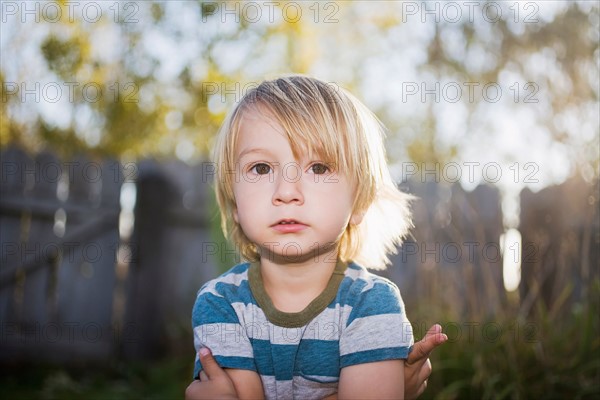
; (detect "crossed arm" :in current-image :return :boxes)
[185,324,447,400]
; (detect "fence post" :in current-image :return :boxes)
[122,160,175,360]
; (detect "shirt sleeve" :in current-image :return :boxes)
[192,285,257,379]
[339,279,414,368]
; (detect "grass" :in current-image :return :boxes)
[0,356,194,400]
[419,279,600,400]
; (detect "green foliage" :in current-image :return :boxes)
[41,36,85,81]
[420,279,600,400]
[0,357,193,400]
[207,184,236,274]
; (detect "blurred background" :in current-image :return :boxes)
[1,1,598,399]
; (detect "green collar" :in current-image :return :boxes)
[248,260,347,328]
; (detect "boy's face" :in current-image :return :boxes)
[231,109,362,263]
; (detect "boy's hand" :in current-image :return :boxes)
[404,324,448,399]
[185,348,238,400]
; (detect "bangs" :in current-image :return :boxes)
[233,78,361,178]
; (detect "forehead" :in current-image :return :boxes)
[234,107,313,160]
[238,108,284,137]
[235,114,284,156]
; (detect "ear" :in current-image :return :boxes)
[350,209,365,226]
[233,208,239,223]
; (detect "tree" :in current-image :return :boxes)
[1,1,597,186]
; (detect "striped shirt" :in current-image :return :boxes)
[192,261,413,399]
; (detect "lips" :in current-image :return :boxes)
[271,219,308,233]
[273,219,304,225]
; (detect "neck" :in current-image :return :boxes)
[258,249,339,301]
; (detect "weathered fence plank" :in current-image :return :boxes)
[519,177,600,315]
[53,157,121,360]
[20,151,60,331]
[0,147,32,326]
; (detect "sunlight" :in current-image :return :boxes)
[501,228,522,292]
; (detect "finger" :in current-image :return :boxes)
[199,371,208,381]
[418,359,432,382]
[418,380,428,397]
[198,347,226,380]
[407,324,447,365]
[407,378,428,400]
[423,323,448,344]
[406,339,433,366]
[185,380,203,400]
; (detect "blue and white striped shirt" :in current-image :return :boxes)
[192,261,413,399]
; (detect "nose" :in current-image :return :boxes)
[272,166,304,205]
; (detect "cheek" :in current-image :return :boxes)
[317,178,355,207]
[233,200,254,236]
[312,182,355,220]
[232,182,270,226]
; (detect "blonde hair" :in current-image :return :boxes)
[212,75,412,270]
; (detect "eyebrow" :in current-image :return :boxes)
[237,147,275,159]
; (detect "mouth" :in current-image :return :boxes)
[271,219,308,232]
[272,219,306,226]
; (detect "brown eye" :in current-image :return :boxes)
[252,163,271,175]
[310,163,329,174]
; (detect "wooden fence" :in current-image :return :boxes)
[0,146,217,364]
[519,177,599,316]
[385,181,506,321]
[1,145,598,364]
